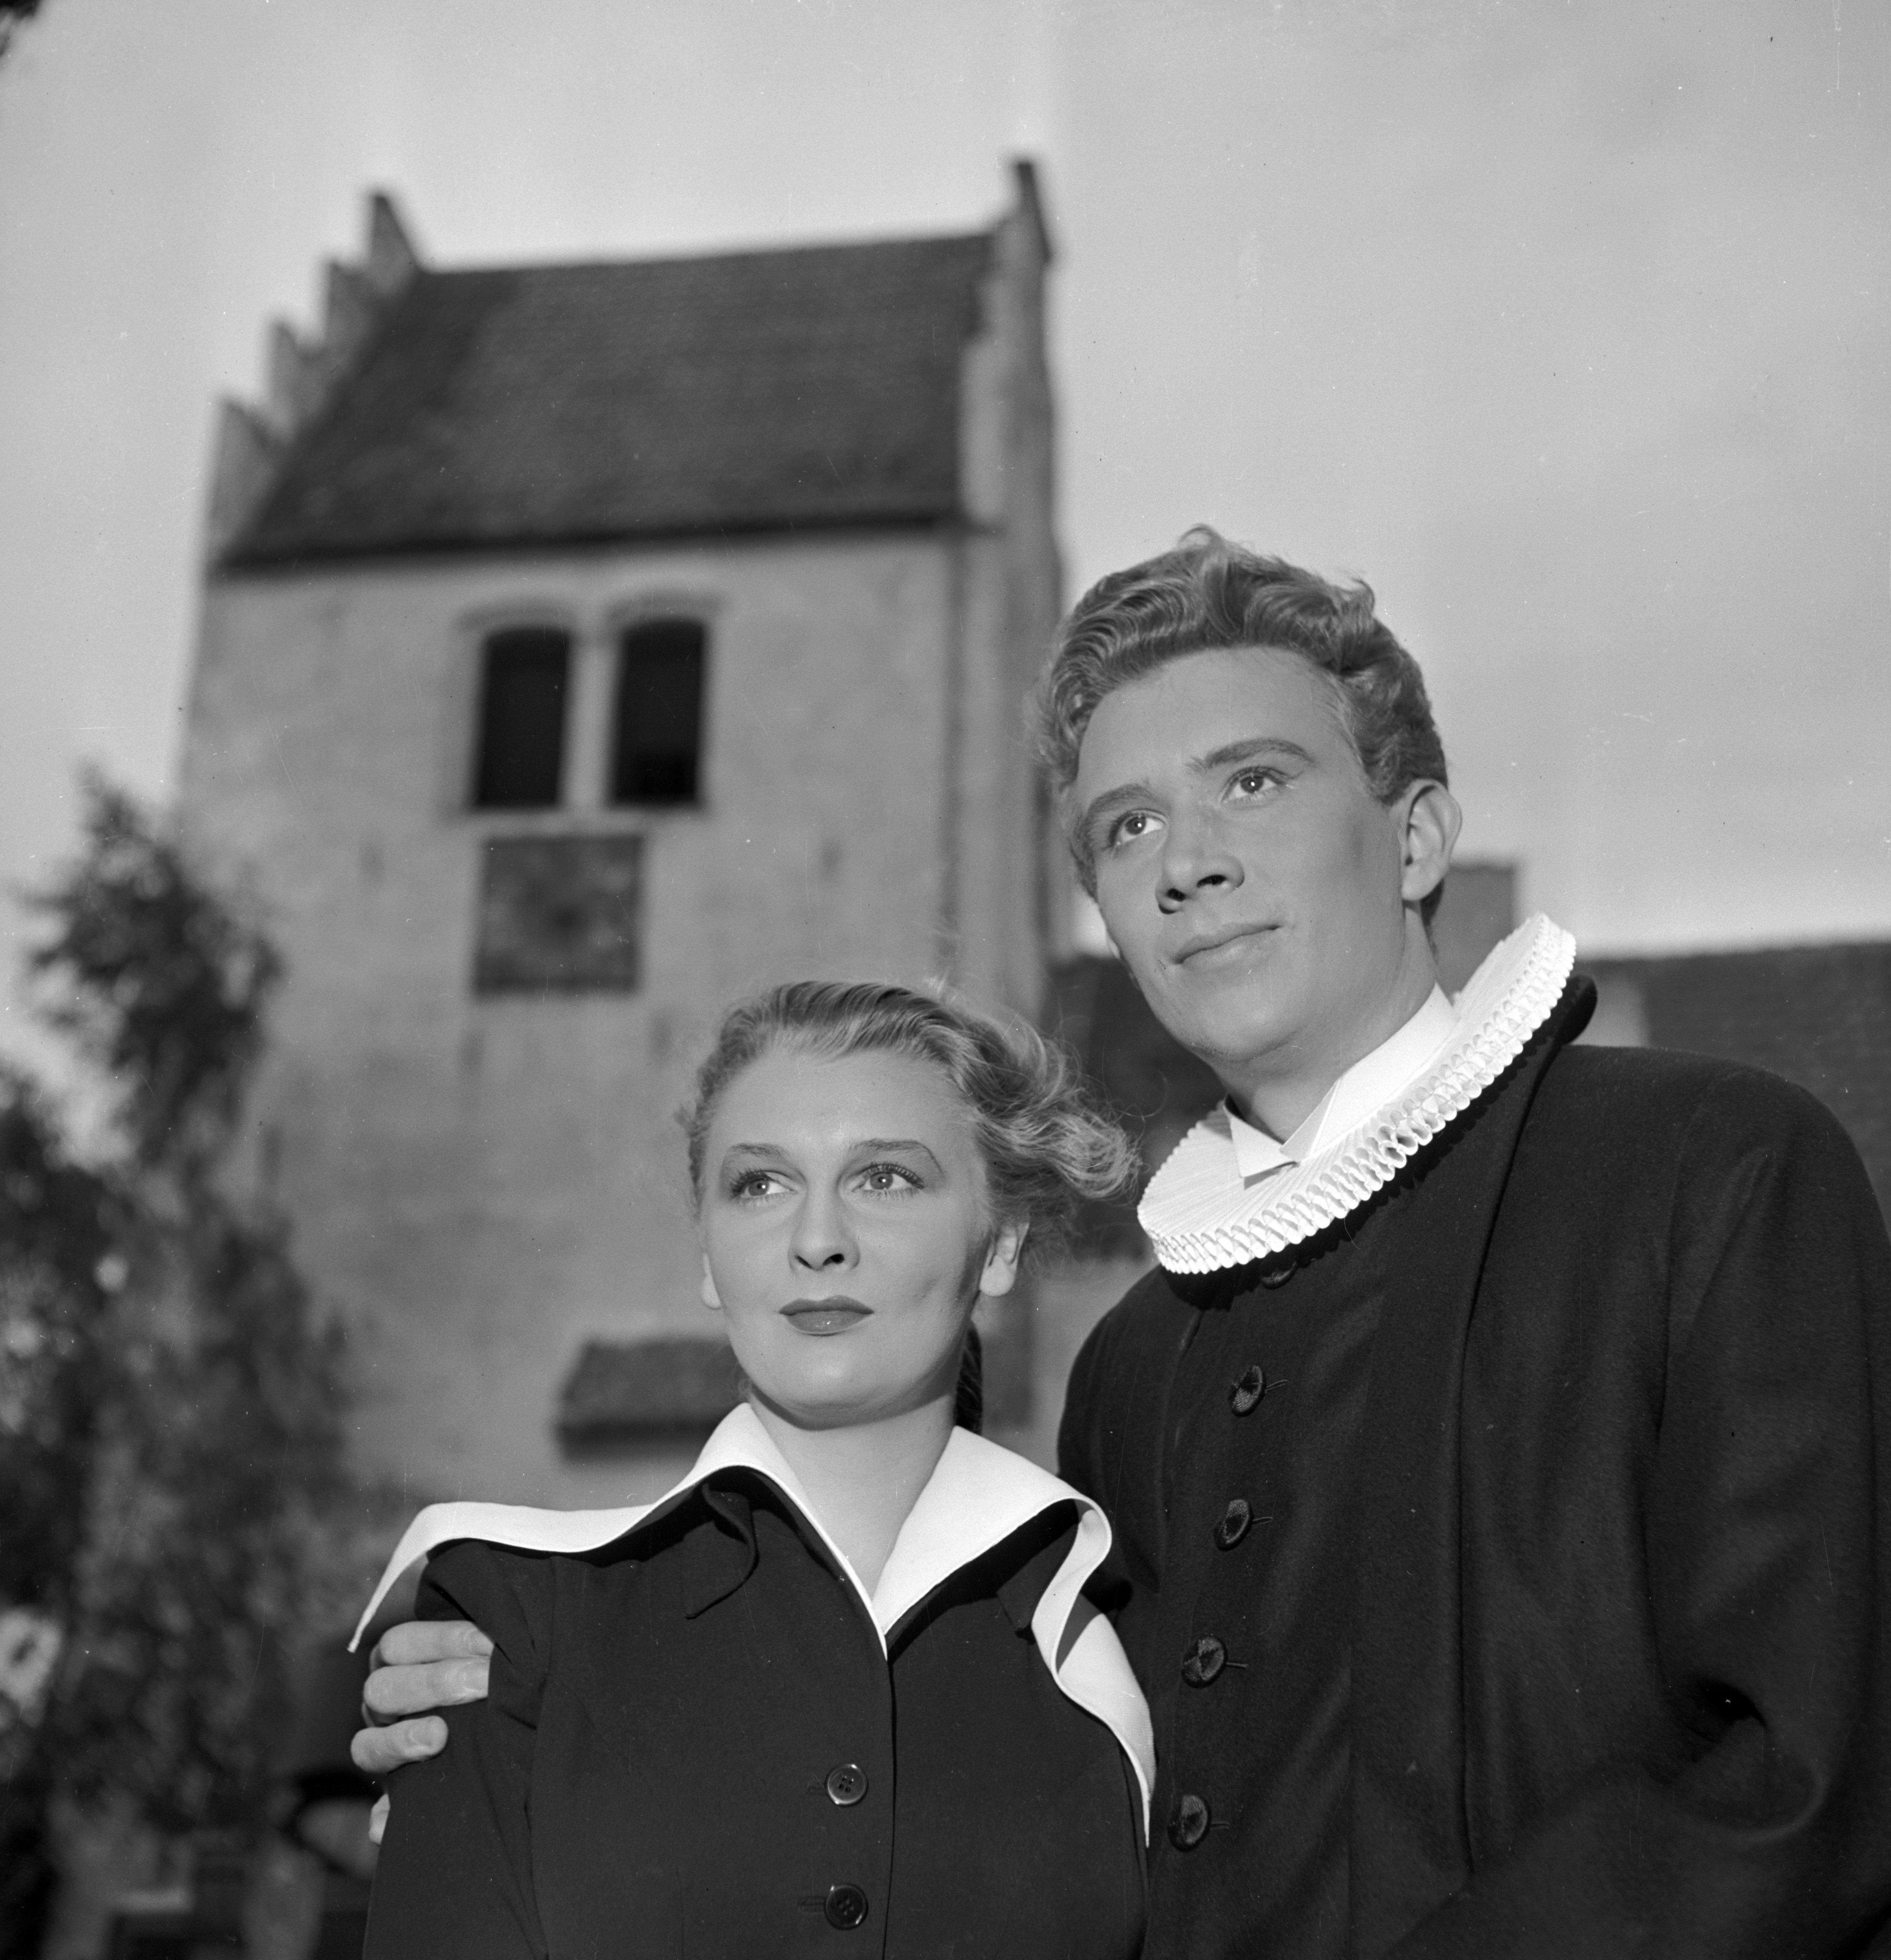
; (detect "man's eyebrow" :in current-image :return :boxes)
[1195,736,1317,772]
[1077,738,1316,840]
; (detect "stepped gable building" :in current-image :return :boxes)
[181,170,1062,1505]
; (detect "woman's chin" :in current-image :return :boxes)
[745,1374,942,1433]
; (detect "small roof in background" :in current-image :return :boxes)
[1587,940,1891,1220]
[223,232,992,565]
[557,1334,743,1452]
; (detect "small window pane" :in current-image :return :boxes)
[611,618,706,806]
[473,628,570,808]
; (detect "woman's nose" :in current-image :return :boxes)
[790,1191,856,1271]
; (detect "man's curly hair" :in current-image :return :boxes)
[1034,526,1449,917]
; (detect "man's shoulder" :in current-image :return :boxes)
[1536,1040,1849,1148]
[1523,1041,1876,1227]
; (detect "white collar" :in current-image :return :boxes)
[1226,984,1460,1180]
[1140,914,1577,1275]
[350,1403,1155,1834]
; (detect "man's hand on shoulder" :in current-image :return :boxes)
[350,1617,494,1837]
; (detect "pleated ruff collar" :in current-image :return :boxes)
[1139,913,1577,1275]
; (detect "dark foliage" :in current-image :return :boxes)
[0,775,347,1956]
[0,1,45,64]
[29,772,282,1174]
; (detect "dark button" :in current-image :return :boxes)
[824,1762,867,1807]
[1168,1793,1211,1849]
[1258,1261,1294,1288]
[1229,1364,1265,1416]
[1213,1498,1252,1549]
[1180,1634,1227,1686]
[824,1884,869,1931]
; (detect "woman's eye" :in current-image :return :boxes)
[729,1170,785,1200]
[856,1163,922,1195]
[1228,767,1279,801]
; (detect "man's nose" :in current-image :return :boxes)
[790,1190,856,1272]
[1158,807,1245,911]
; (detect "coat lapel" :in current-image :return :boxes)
[1348,978,1594,1956]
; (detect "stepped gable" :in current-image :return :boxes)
[219,222,994,566]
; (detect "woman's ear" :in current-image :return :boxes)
[699,1254,723,1311]
[978,1221,1028,1299]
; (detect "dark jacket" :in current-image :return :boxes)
[363,1451,1147,1959]
[1060,982,1891,1958]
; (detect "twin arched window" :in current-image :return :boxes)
[469,617,708,812]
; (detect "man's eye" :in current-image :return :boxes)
[1105,810,1160,850]
[1228,768,1279,800]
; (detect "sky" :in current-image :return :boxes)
[0,0,1886,1072]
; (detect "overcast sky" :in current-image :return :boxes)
[1,0,1886,1070]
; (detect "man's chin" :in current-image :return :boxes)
[1148,980,1292,1076]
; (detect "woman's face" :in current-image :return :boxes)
[697,1043,1024,1429]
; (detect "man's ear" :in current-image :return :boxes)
[978,1221,1028,1299]
[699,1254,723,1311]
[1398,780,1461,908]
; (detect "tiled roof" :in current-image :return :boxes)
[556,1335,742,1451]
[1587,940,1891,1221]
[224,234,992,564]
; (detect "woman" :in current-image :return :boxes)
[355,980,1153,1958]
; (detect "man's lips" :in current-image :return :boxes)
[780,1298,873,1336]
[1171,922,1278,965]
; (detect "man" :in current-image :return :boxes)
[355,530,1891,1954]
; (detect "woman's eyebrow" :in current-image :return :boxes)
[851,1138,945,1171]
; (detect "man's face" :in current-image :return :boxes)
[1073,646,1419,1104]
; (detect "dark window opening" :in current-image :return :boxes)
[611,618,706,806]
[473,627,570,808]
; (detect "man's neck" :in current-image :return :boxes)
[1228,924,1441,1140]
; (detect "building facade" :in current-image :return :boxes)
[179,172,1061,1505]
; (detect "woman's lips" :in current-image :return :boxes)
[781,1300,872,1336]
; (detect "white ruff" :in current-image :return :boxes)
[1139,914,1577,1275]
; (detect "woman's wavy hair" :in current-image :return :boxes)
[1034,526,1450,920]
[680,980,1139,1431]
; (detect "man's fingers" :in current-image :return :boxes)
[368,1794,391,1846]
[361,1653,491,1719]
[370,1618,493,1667]
[350,1713,449,1777]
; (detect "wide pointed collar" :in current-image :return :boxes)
[1139,914,1577,1274]
[352,1403,1097,1652]
[349,1403,1155,1832]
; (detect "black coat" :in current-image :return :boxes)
[363,1475,1146,1959]
[1060,981,1891,1957]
